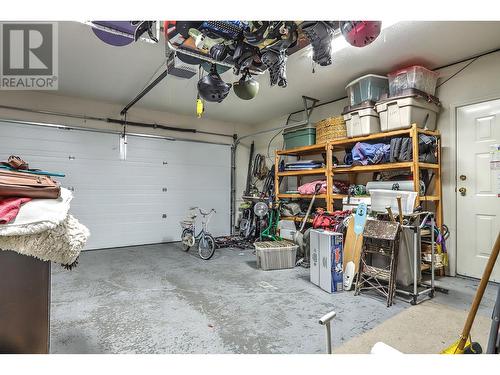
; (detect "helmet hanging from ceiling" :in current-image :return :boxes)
[197,64,232,103]
[340,21,382,47]
[233,69,260,100]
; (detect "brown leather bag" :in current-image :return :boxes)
[0,169,61,199]
[2,155,29,170]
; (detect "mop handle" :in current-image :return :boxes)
[386,206,396,222]
[299,183,321,233]
[458,231,500,350]
[396,196,404,225]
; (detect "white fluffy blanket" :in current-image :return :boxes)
[0,188,72,236]
[0,214,89,266]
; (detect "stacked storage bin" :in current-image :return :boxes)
[283,123,316,149]
[343,74,389,137]
[376,66,440,131]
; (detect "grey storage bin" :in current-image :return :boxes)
[345,74,389,106]
[254,240,298,270]
[343,106,380,137]
[376,93,440,131]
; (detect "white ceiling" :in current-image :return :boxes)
[56,21,500,125]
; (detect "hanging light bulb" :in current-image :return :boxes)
[119,133,127,160]
[119,119,127,160]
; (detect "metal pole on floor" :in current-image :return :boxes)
[319,310,336,354]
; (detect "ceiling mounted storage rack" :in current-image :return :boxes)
[167,43,264,76]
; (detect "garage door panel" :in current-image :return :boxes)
[85,227,172,249]
[55,161,229,188]
[0,122,230,250]
[71,203,167,216]
[128,137,230,165]
[1,130,120,159]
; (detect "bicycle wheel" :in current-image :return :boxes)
[198,234,216,260]
[181,228,195,251]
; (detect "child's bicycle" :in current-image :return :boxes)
[179,207,217,260]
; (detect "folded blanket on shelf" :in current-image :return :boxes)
[285,160,324,170]
[298,180,327,194]
[0,197,32,224]
[352,142,390,166]
[0,214,89,266]
[0,187,72,236]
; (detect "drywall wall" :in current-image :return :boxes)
[0,91,252,231]
[249,98,348,159]
[244,98,349,196]
[241,50,500,276]
[434,51,500,276]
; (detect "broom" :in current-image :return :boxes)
[442,231,500,354]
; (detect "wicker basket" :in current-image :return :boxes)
[315,116,347,144]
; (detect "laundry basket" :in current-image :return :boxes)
[315,116,347,144]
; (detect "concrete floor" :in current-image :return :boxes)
[50,243,498,354]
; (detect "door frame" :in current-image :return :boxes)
[450,93,500,277]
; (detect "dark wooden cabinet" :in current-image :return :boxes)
[0,250,50,354]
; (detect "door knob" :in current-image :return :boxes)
[460,175,467,181]
[459,187,466,196]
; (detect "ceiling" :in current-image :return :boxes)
[56,21,500,125]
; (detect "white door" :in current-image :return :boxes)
[457,99,500,281]
[0,121,231,250]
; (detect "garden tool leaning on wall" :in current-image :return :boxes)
[442,231,500,354]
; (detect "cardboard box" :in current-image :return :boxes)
[310,229,321,287]
[310,229,343,293]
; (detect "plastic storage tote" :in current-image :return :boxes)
[369,189,418,215]
[283,127,316,149]
[376,93,440,131]
[388,65,439,96]
[254,240,298,270]
[343,102,381,137]
[345,74,389,106]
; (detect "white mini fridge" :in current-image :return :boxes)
[310,229,343,293]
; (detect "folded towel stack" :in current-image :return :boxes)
[0,188,89,268]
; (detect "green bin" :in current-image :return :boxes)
[283,127,316,149]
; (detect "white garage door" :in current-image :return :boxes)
[0,121,231,250]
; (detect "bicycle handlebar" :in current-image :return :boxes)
[199,208,216,216]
